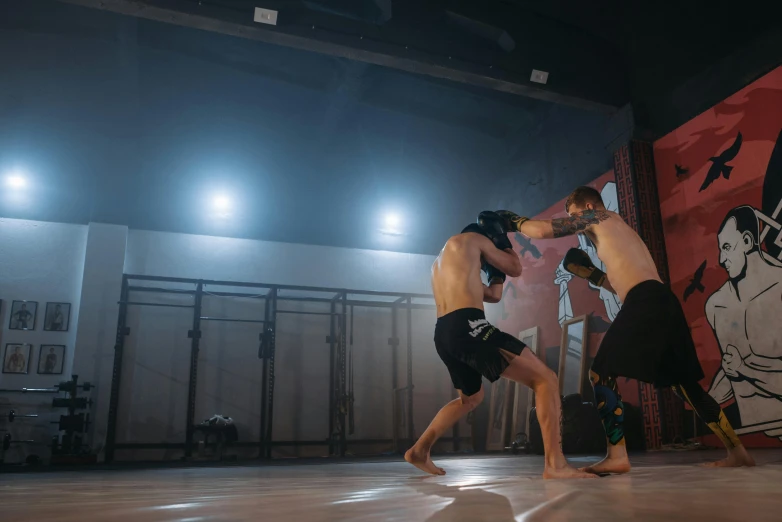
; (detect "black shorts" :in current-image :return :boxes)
[434,308,526,396]
[592,280,705,387]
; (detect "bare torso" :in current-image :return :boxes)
[585,211,661,302]
[705,258,782,425]
[432,235,485,317]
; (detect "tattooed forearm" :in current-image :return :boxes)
[551,210,611,238]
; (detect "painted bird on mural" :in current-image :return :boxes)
[515,232,541,259]
[683,260,708,301]
[699,132,743,191]
[675,164,689,178]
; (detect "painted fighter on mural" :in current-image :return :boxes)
[707,131,782,440]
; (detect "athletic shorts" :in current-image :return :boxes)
[592,280,705,387]
[434,308,526,396]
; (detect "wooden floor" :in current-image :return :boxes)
[3,450,782,521]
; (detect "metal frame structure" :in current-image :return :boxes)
[104,274,446,462]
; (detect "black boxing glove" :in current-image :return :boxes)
[461,223,487,236]
[477,211,513,250]
[495,210,530,232]
[482,261,507,285]
[563,248,607,287]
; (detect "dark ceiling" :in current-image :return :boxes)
[1,0,779,255]
[49,0,780,131]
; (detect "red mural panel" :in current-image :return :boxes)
[654,66,782,448]
[614,142,663,449]
[487,171,641,410]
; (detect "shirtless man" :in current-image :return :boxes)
[707,206,782,437]
[497,186,754,473]
[404,212,594,479]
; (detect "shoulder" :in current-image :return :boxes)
[706,283,732,310]
[760,259,782,282]
[569,209,613,223]
[446,232,487,251]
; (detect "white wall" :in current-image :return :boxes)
[72,223,129,457]
[125,230,434,293]
[0,218,88,463]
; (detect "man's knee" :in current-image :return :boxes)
[460,386,484,410]
[532,367,557,389]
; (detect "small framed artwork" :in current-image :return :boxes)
[44,302,71,332]
[9,300,38,331]
[38,345,66,375]
[3,343,32,374]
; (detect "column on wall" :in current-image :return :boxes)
[613,141,685,449]
[71,223,128,456]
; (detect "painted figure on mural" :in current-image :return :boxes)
[555,182,623,325]
[706,204,782,440]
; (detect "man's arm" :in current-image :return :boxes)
[563,248,611,289]
[483,282,503,303]
[520,210,612,240]
[478,236,522,277]
[708,369,734,403]
[719,342,782,397]
[732,354,782,397]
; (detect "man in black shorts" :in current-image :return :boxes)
[404,212,594,479]
[495,186,755,473]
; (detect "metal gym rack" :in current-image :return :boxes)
[104,274,453,462]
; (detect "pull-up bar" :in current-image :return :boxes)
[276,310,344,317]
[119,301,195,309]
[200,317,266,324]
[127,286,434,310]
[125,273,434,300]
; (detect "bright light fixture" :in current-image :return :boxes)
[213,194,231,212]
[379,212,404,236]
[384,213,400,228]
[6,175,26,189]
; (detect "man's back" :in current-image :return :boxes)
[588,211,661,301]
[431,234,486,317]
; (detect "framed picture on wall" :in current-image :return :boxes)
[3,343,32,374]
[38,345,66,375]
[8,300,38,331]
[44,302,71,332]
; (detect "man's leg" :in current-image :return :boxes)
[405,387,484,475]
[672,382,755,467]
[582,370,632,475]
[499,349,595,479]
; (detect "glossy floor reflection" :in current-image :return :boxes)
[4,450,782,521]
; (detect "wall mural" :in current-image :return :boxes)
[654,66,782,447]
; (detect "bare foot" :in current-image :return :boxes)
[580,455,632,475]
[405,447,446,476]
[543,465,598,479]
[701,446,756,468]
